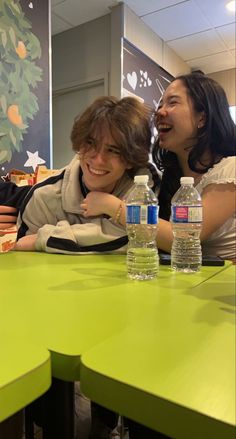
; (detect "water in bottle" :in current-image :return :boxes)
[126,175,159,280]
[171,176,202,273]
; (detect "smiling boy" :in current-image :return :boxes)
[15,96,154,253]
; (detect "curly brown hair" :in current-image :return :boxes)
[70,96,152,174]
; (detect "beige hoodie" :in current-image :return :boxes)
[17,156,154,254]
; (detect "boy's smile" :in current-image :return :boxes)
[79,131,131,193]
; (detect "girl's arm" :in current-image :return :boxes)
[156,182,236,253]
[199,183,235,241]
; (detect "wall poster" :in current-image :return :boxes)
[122,38,174,111]
[0,0,51,179]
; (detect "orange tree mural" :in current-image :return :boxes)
[0,0,42,165]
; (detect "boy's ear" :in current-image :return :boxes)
[198,111,206,129]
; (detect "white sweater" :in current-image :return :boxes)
[196,157,236,260]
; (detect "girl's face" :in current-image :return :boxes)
[79,129,131,193]
[156,79,205,156]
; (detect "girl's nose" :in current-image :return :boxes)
[157,106,167,117]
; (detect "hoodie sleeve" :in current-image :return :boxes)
[35,220,128,254]
[17,184,128,254]
[0,182,31,208]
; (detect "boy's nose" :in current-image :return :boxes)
[91,149,107,163]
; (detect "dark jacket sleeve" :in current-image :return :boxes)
[0,182,31,209]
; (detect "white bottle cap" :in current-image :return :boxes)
[134,175,149,184]
[180,176,194,185]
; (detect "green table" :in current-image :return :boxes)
[0,339,50,422]
[81,264,235,439]
[0,252,227,381]
[0,252,232,438]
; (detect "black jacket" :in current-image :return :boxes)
[0,182,31,209]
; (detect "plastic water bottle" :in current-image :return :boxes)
[171,176,202,273]
[126,175,159,280]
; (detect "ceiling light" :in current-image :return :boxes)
[226,0,236,12]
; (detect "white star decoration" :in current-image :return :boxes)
[24,150,46,171]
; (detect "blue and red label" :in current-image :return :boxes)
[171,206,202,223]
[126,205,158,224]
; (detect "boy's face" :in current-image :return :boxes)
[79,130,132,193]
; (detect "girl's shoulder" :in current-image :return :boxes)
[197,156,236,191]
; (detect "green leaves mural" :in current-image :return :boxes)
[0,0,42,164]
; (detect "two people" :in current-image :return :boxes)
[9,73,235,262]
[0,73,235,438]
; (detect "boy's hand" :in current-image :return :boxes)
[80,192,116,217]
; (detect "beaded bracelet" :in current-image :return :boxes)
[113,201,123,224]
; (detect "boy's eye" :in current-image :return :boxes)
[86,138,94,146]
[108,147,120,154]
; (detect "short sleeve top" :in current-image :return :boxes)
[195,157,236,260]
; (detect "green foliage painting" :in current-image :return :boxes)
[0,0,42,165]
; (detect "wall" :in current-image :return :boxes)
[52,15,110,91]
[0,0,51,177]
[208,69,236,106]
[52,15,110,165]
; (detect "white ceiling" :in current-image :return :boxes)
[51,0,236,74]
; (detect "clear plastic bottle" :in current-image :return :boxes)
[126,175,159,280]
[171,176,202,273]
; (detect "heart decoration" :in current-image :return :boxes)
[127,71,137,91]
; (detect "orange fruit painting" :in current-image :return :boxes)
[7,104,23,126]
[15,41,27,59]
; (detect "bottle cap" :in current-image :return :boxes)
[134,175,149,184]
[180,177,194,185]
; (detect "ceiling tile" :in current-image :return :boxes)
[51,12,72,35]
[53,0,117,27]
[122,0,185,16]
[194,0,236,27]
[187,51,235,73]
[142,0,211,41]
[216,23,236,50]
[168,29,227,61]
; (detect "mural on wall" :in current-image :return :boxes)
[0,0,50,178]
[122,38,174,110]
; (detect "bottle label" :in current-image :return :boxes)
[171,206,202,223]
[126,205,158,224]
